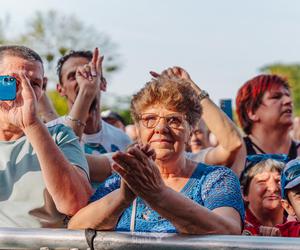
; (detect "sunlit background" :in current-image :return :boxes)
[1,0,300,118]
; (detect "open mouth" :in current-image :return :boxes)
[282,108,292,115]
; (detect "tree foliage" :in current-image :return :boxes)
[0,10,132,117]
[47,90,69,116]
[17,10,121,84]
[260,63,300,115]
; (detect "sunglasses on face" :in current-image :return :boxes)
[139,113,186,129]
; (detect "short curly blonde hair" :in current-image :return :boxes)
[130,77,202,128]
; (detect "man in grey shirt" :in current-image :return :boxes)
[0,45,92,228]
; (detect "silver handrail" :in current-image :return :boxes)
[1,227,300,250]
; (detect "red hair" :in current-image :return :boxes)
[236,74,290,134]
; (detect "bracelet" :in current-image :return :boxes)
[199,90,209,102]
[65,115,86,128]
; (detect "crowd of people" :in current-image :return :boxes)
[1,45,300,237]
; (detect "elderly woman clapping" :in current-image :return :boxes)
[68,67,244,234]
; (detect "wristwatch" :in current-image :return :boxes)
[198,90,209,102]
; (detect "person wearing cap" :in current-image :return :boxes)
[240,154,287,236]
[273,158,300,237]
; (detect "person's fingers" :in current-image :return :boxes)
[139,144,155,158]
[100,76,107,91]
[149,71,160,78]
[166,68,174,78]
[273,227,281,236]
[12,74,22,97]
[112,152,135,171]
[19,72,34,95]
[140,143,149,152]
[161,69,168,76]
[84,64,93,81]
[92,47,99,65]
[76,65,89,79]
[91,48,99,77]
[112,163,127,177]
[127,146,149,166]
[97,55,104,77]
[172,67,180,76]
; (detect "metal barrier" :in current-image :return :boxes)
[1,227,300,250]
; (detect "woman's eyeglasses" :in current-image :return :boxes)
[139,113,186,129]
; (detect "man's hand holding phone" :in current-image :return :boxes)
[0,72,39,130]
[0,75,16,101]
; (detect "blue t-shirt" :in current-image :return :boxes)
[91,163,244,233]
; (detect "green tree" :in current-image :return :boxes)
[0,10,123,116]
[17,10,120,84]
[47,90,68,116]
[260,63,300,115]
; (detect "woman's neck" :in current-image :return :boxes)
[156,157,197,192]
[156,156,188,178]
[249,126,292,154]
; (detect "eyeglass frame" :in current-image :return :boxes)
[138,113,187,129]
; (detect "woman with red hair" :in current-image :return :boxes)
[232,74,299,176]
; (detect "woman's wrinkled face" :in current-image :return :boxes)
[244,170,282,213]
[136,105,190,162]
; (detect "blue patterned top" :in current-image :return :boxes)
[91,163,244,233]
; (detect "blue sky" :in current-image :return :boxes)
[2,0,300,105]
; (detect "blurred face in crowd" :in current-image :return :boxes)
[250,85,293,129]
[136,105,190,162]
[244,170,282,214]
[189,120,209,153]
[57,56,90,107]
[103,117,125,131]
[126,124,138,141]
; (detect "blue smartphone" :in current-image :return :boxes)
[0,75,16,100]
[220,99,233,120]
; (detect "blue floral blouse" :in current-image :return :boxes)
[91,163,244,233]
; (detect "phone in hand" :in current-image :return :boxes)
[220,99,233,121]
[0,75,16,100]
